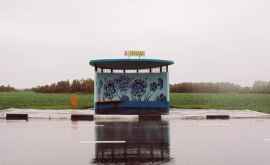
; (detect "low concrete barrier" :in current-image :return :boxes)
[139,115,161,121]
[206,115,230,120]
[71,114,94,121]
[6,114,28,120]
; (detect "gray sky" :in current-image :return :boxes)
[1,0,270,88]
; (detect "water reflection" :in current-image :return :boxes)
[93,120,170,164]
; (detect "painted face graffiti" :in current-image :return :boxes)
[131,79,147,101]
[150,82,158,92]
[103,80,116,99]
[114,75,130,92]
[158,78,164,89]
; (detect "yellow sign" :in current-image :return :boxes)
[124,50,145,57]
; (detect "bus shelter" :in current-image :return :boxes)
[89,59,174,115]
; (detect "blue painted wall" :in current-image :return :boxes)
[95,73,169,103]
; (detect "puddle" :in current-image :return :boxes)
[1,119,270,165]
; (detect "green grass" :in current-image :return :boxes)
[0,92,270,113]
[171,93,270,113]
[0,91,93,109]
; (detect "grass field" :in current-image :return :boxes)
[0,91,93,109]
[0,91,270,113]
[170,93,270,113]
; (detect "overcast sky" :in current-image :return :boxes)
[1,0,270,88]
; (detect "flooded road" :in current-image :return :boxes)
[1,119,270,165]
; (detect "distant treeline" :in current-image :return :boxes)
[170,81,270,93]
[252,81,270,93]
[32,79,94,93]
[170,82,244,93]
[0,85,16,92]
[4,80,270,94]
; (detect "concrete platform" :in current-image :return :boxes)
[0,108,270,120]
[167,109,270,120]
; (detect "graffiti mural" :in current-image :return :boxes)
[96,73,168,102]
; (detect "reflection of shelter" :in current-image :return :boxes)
[94,121,170,164]
[89,59,174,114]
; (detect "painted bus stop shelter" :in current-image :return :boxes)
[89,59,174,115]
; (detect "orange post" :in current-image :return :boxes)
[70,95,78,109]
